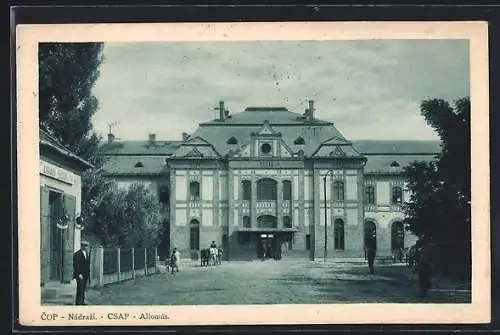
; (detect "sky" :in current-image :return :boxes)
[91,39,469,142]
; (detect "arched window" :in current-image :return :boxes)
[189,219,200,250]
[242,216,251,228]
[334,219,345,250]
[227,136,238,145]
[283,216,292,228]
[134,161,144,168]
[242,180,252,201]
[364,221,377,251]
[294,137,305,145]
[257,178,277,200]
[391,221,405,251]
[282,180,292,201]
[333,181,345,201]
[391,186,403,204]
[189,181,200,200]
[365,185,375,204]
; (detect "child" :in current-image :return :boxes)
[170,248,180,274]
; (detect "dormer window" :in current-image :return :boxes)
[294,137,305,145]
[227,137,238,145]
[134,161,144,168]
[390,161,400,167]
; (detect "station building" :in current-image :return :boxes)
[101,101,440,261]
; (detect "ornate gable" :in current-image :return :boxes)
[256,120,279,136]
[329,146,346,157]
[185,147,204,158]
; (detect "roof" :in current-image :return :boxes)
[39,129,94,170]
[99,106,441,175]
[200,107,331,126]
[363,154,437,174]
[351,140,441,155]
[101,140,181,155]
[102,155,167,175]
[169,107,360,158]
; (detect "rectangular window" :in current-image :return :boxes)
[365,185,375,204]
[391,186,403,205]
[189,181,200,200]
[305,234,311,250]
[242,181,252,200]
[159,186,169,204]
[333,181,345,201]
[283,180,292,200]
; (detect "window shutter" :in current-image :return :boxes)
[40,186,50,286]
[62,194,77,283]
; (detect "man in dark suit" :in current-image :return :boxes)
[365,236,377,275]
[73,240,90,305]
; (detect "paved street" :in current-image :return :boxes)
[82,260,470,305]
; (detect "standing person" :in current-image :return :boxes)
[73,240,91,305]
[170,248,180,274]
[365,236,377,275]
[415,239,431,298]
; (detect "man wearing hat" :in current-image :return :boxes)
[73,240,91,305]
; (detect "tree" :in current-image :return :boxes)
[38,42,105,167]
[82,180,163,248]
[403,97,471,279]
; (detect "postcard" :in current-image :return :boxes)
[16,21,490,326]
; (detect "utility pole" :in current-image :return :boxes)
[323,175,328,262]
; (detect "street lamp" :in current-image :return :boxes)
[323,170,334,262]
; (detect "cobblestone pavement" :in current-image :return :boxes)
[81,259,471,305]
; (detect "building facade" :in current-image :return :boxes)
[102,101,440,261]
[40,129,93,291]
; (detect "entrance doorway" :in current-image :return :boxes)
[49,191,64,281]
[257,233,282,260]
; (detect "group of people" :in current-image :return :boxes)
[364,237,432,298]
[200,241,223,266]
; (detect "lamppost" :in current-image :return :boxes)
[323,170,334,262]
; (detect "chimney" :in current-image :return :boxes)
[148,133,156,146]
[182,132,190,141]
[107,133,115,143]
[308,100,315,121]
[219,101,225,121]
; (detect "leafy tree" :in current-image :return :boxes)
[38,42,105,167]
[403,97,471,279]
[40,43,164,250]
[82,180,163,248]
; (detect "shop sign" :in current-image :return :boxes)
[40,160,75,185]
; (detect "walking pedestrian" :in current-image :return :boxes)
[170,248,180,274]
[415,239,431,298]
[73,240,91,305]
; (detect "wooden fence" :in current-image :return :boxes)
[88,246,159,287]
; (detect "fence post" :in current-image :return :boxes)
[117,247,121,282]
[131,247,135,280]
[155,248,159,273]
[144,248,148,276]
[98,246,104,287]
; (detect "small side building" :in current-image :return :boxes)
[39,129,93,298]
